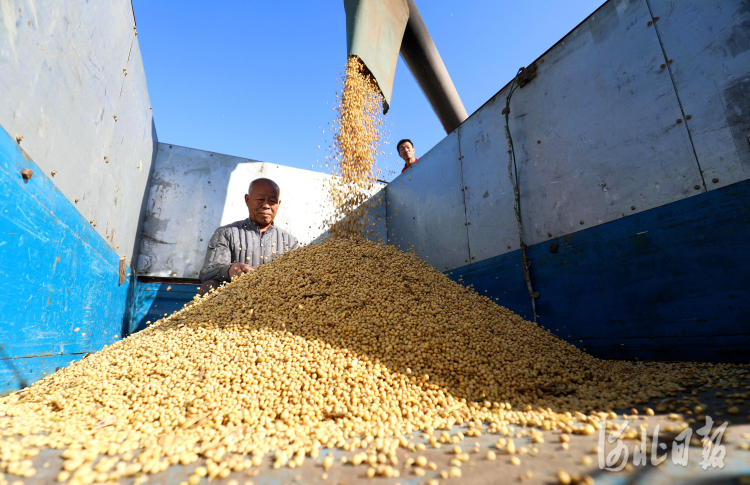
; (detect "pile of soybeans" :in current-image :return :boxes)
[0,238,743,484]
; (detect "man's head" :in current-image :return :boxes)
[397,139,415,162]
[245,178,280,228]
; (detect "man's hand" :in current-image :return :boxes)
[228,263,254,279]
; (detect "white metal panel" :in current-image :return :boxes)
[649,0,750,189]
[458,95,520,262]
[0,0,155,263]
[137,144,340,278]
[95,38,156,267]
[386,131,470,271]
[506,0,704,245]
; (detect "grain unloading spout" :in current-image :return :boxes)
[344,0,469,133]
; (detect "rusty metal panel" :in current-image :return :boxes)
[502,0,704,245]
[458,95,520,263]
[0,0,156,264]
[648,0,750,189]
[386,131,470,271]
[137,144,340,278]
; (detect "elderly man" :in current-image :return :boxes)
[198,178,298,295]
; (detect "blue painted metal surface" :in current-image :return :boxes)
[131,280,199,334]
[0,128,133,394]
[448,177,750,362]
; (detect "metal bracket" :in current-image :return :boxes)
[119,257,126,286]
[517,63,537,88]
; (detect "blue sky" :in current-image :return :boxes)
[132,0,604,181]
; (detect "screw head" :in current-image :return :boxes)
[21,168,33,180]
[579,221,584,225]
[631,206,636,210]
[685,115,692,120]
[676,119,683,124]
[647,21,652,26]
[694,185,701,190]
[661,64,666,69]
[712,178,719,184]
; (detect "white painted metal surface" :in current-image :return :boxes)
[386,131,470,271]
[507,0,704,246]
[0,0,156,267]
[137,144,345,278]
[649,0,750,189]
[458,95,520,263]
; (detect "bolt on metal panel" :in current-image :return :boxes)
[386,131,470,271]
[648,0,750,190]
[137,144,342,279]
[457,95,520,262]
[503,0,704,246]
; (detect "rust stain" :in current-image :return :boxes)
[52,255,60,271]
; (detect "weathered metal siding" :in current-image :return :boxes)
[386,131,470,271]
[137,144,345,279]
[509,0,704,246]
[648,0,750,189]
[0,0,157,266]
[385,0,750,265]
[374,0,750,360]
[457,95,520,263]
[0,129,130,394]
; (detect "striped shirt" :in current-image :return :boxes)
[199,218,298,283]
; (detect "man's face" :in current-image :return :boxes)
[398,142,414,162]
[244,181,280,227]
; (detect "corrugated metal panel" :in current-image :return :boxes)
[137,144,341,278]
[457,95,520,263]
[386,131,469,271]
[508,0,704,246]
[0,0,156,263]
[648,0,750,189]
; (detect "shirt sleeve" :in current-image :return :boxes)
[199,228,233,283]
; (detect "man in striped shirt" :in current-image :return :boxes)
[198,178,298,295]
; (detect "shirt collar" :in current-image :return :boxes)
[245,218,274,233]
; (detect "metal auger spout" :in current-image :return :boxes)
[344,0,469,134]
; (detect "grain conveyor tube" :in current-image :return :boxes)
[344,0,468,133]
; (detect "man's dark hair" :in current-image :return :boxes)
[248,178,280,196]
[396,139,413,152]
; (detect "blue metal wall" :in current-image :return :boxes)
[0,129,135,394]
[449,178,750,362]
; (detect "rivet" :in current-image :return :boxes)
[631,206,636,210]
[647,21,652,26]
[685,115,692,120]
[676,119,682,124]
[533,292,540,299]
[579,221,584,225]
[547,233,552,237]
[712,178,719,184]
[15,134,23,143]
[667,59,673,64]
[537,140,541,144]
[653,16,659,21]
[21,168,33,180]
[694,185,701,190]
[660,64,666,69]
